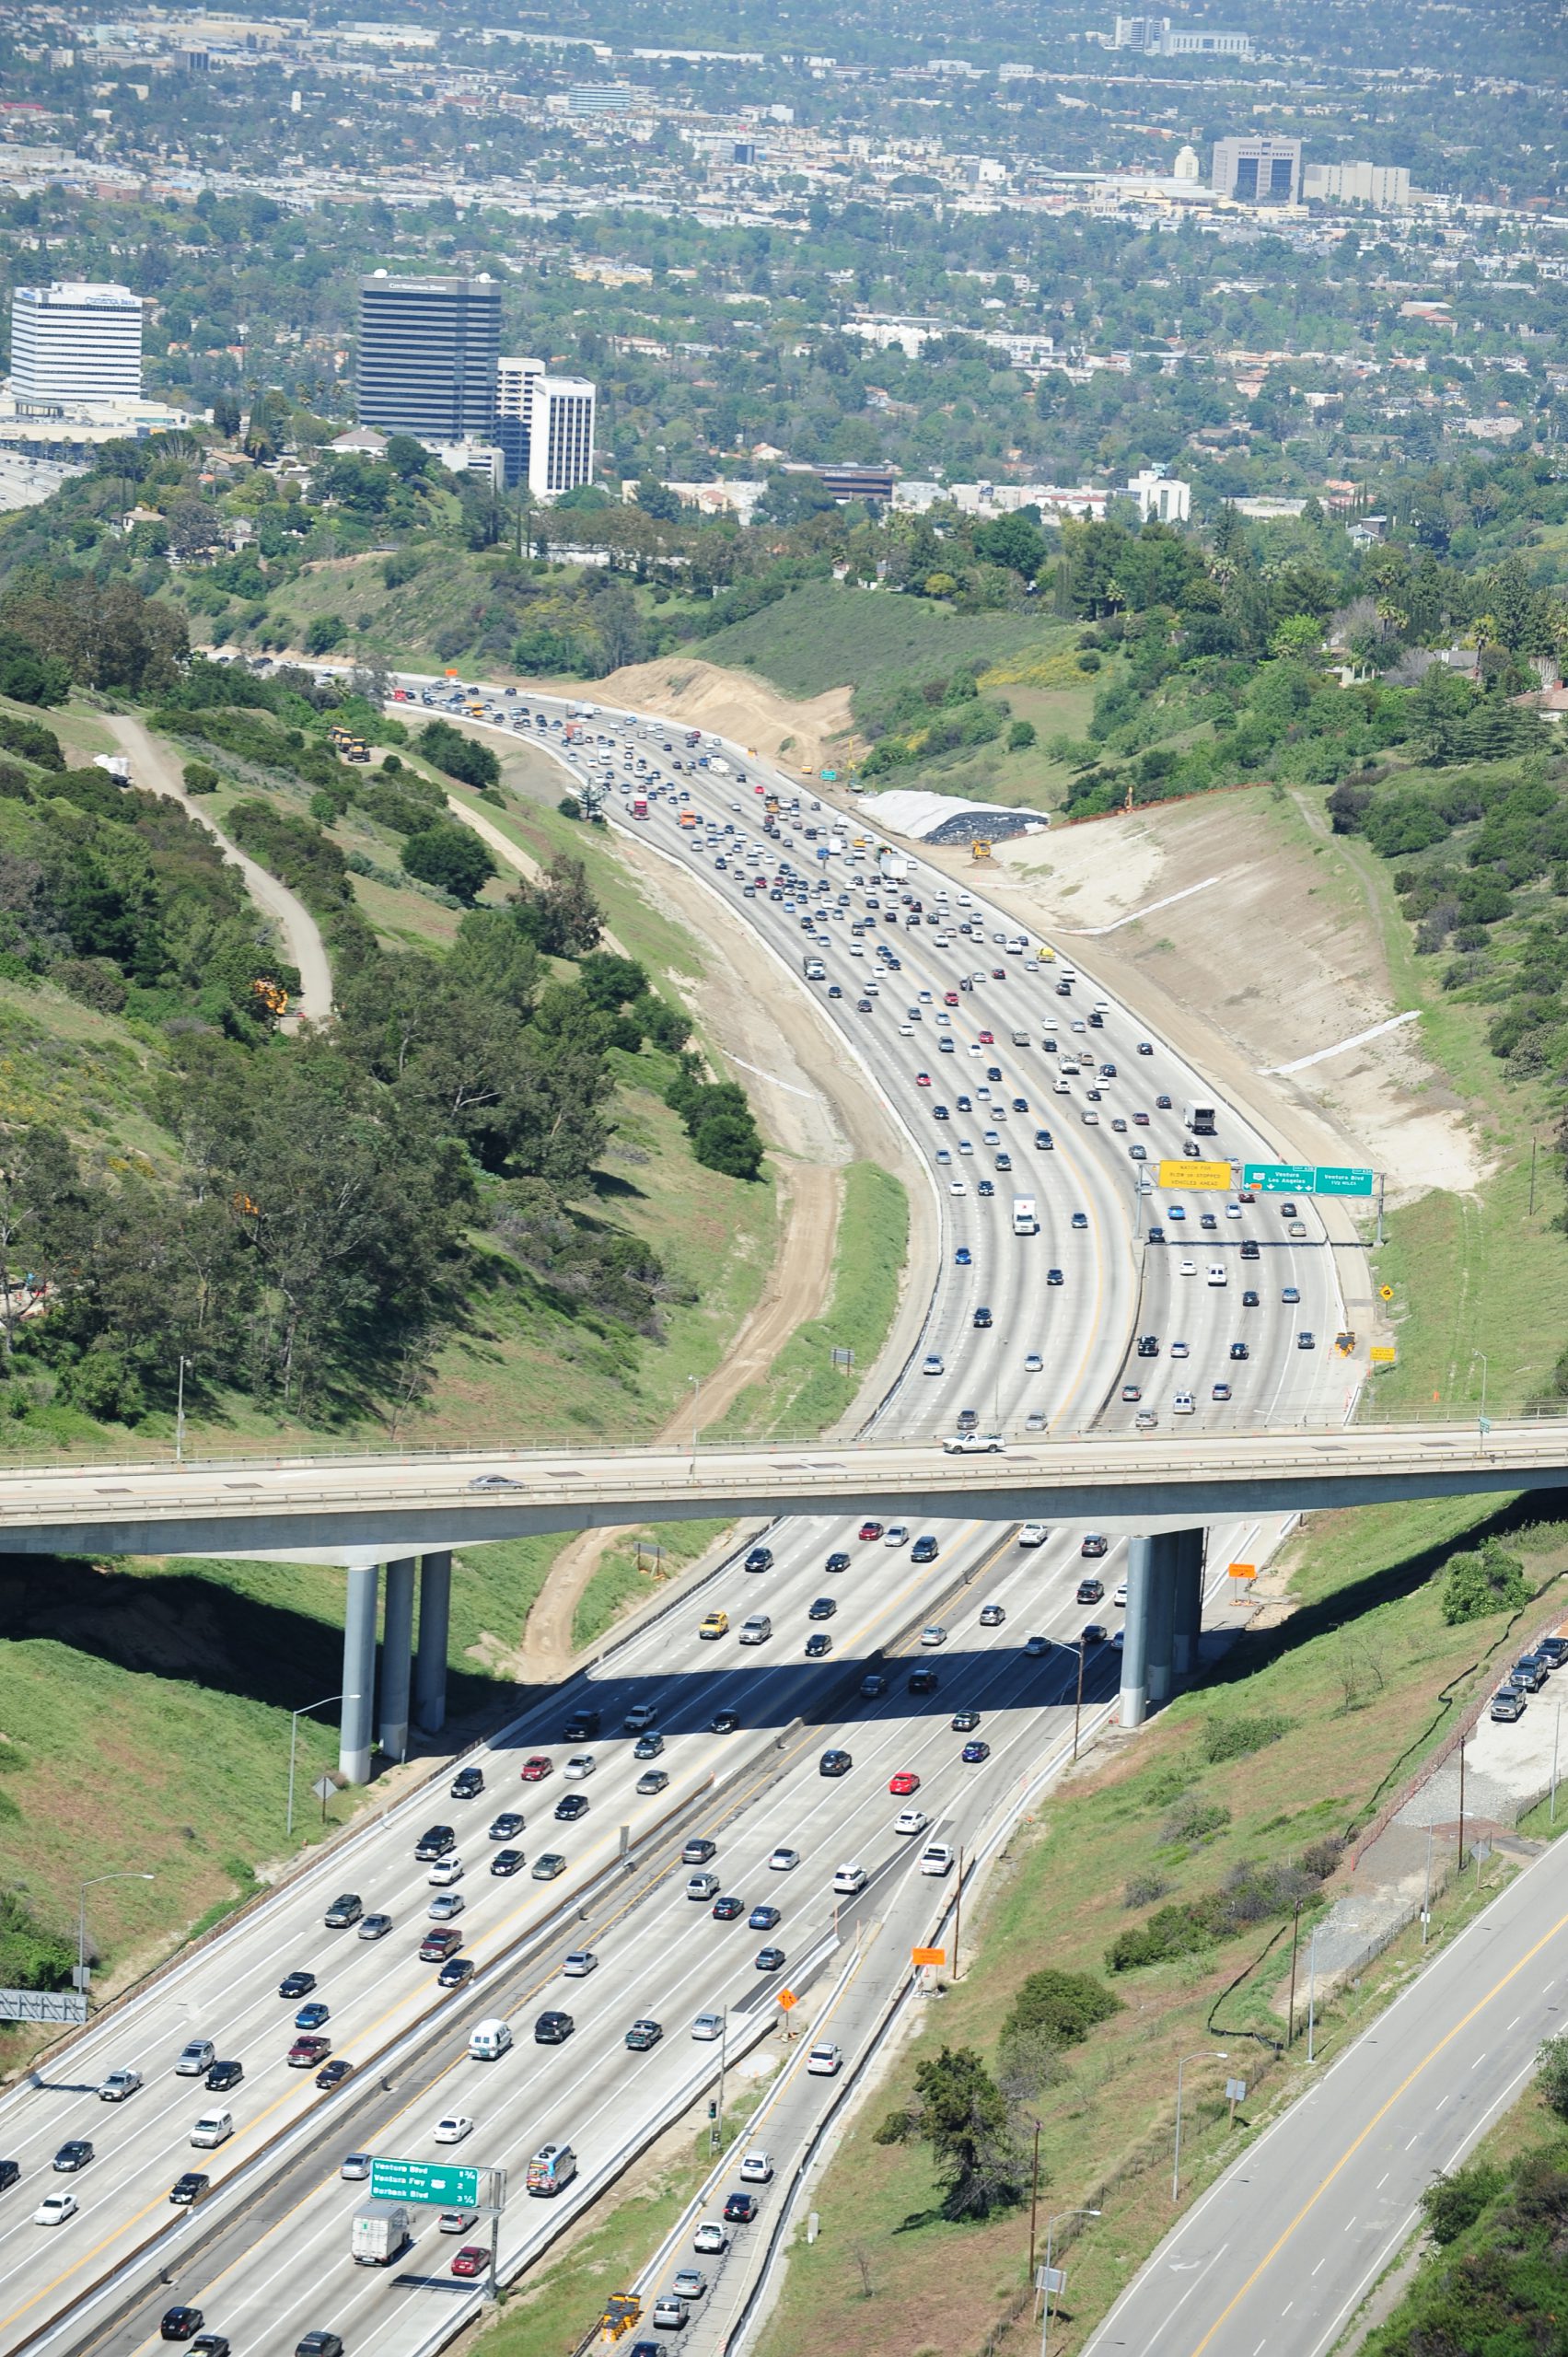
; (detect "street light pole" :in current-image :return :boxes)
[1307,1922,1319,2062]
[1073,1634,1086,1761]
[77,1871,155,1993]
[287,1692,360,1839]
[1040,2206,1100,2353]
[688,1373,701,1457]
[1026,2115,1042,2281]
[175,1353,187,1465]
[1172,2050,1226,2201]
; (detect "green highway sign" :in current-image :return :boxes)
[369,2157,481,2207]
[1242,1162,1375,1199]
[1243,1163,1314,1193]
[1313,1165,1375,1197]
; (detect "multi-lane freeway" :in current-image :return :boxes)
[0,676,1353,2357]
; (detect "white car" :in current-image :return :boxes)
[427,1892,465,1920]
[428,1856,464,1886]
[922,1353,945,1376]
[807,2042,843,2076]
[832,1864,868,1895]
[738,2152,774,2184]
[1179,1259,1197,1276]
[1113,1580,1128,1606]
[563,1753,597,1780]
[34,2192,77,2227]
[769,1846,800,1872]
[919,1842,954,1876]
[691,2012,725,2041]
[562,1950,598,1978]
[884,1523,910,1547]
[894,1807,929,1837]
[1024,1353,1043,1374]
[1017,1522,1048,1548]
[1172,1391,1195,1414]
[949,1180,968,1196]
[920,1624,948,1647]
[1170,1341,1190,1359]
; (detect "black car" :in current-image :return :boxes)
[724,2191,759,2224]
[633,1732,665,1759]
[488,1812,525,1841]
[205,2060,244,2093]
[808,1596,838,1621]
[450,1765,485,1800]
[296,2337,343,2357]
[414,1825,456,1861]
[1514,1654,1550,1691]
[0,2161,17,2192]
[278,1971,317,2001]
[1239,1240,1260,1260]
[860,1673,889,1698]
[535,2011,575,2045]
[563,1709,601,1742]
[711,1709,740,1734]
[553,1793,590,1822]
[908,1666,938,1694]
[911,1537,939,1564]
[1046,1267,1063,1285]
[53,2141,94,2173]
[160,2309,204,2342]
[1541,1638,1568,1668]
[1156,1094,1172,1109]
[1076,1578,1104,1605]
[491,1849,525,1876]
[825,1550,851,1573]
[744,1546,774,1573]
[437,1957,476,1990]
[712,1896,745,1921]
[805,1633,833,1658]
[819,1748,853,1776]
[317,2060,354,2091]
[1229,1341,1249,1361]
[625,2019,663,2050]
[1136,1334,1159,1358]
[169,2173,210,2207]
[1241,1289,1260,1307]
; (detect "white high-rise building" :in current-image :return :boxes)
[496,356,596,500]
[9,282,143,409]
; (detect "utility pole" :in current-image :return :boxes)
[1073,1636,1086,1761]
[709,2004,729,2155]
[1286,1898,1302,2045]
[174,1353,187,1464]
[1458,1733,1467,1872]
[952,1844,964,1982]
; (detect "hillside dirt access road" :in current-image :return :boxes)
[448,759,889,1682]
[107,713,334,1026]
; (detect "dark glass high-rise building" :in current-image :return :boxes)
[356,272,501,438]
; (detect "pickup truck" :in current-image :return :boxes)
[99,2069,142,2103]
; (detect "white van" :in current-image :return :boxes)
[1206,1264,1227,1287]
[469,2017,513,2061]
[738,1613,772,1646]
[190,2108,233,2149]
[832,1864,868,1896]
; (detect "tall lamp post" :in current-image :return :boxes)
[1040,2205,1100,2353]
[1172,2050,1227,2201]
[287,1692,360,1839]
[77,1872,155,1992]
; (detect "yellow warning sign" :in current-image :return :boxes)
[1379,1285,1395,1302]
[1370,1345,1398,1365]
[1158,1158,1233,1192]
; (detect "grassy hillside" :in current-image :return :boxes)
[694,587,1058,703]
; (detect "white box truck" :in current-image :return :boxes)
[352,2200,412,2265]
[1012,1195,1039,1237]
[1182,1100,1217,1136]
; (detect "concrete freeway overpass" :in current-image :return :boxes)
[1,1421,1562,1778]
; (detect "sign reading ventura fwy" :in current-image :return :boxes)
[369,2157,481,2206]
[1243,1162,1375,1198]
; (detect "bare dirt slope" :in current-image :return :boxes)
[528,656,854,779]
[965,784,1486,1204]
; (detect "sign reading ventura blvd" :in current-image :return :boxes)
[1243,1163,1375,1198]
[369,2157,481,2207]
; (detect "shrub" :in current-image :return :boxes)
[415,718,500,791]
[558,795,583,819]
[401,822,496,905]
[1160,1793,1232,1845]
[1538,2035,1568,2122]
[60,1347,145,1424]
[1006,718,1038,751]
[304,616,345,656]
[1002,1968,1122,2049]
[694,1110,764,1180]
[1076,650,1102,672]
[1106,1899,1222,1972]
[1123,1870,1170,1910]
[182,761,220,795]
[0,713,64,770]
[1201,1713,1294,1765]
[1420,2159,1505,2246]
[1440,1541,1527,1624]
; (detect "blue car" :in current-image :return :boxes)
[748,1904,782,1931]
[954,1247,972,1266]
[294,2002,331,2031]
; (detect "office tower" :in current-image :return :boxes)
[1211,135,1303,207]
[496,358,596,499]
[9,283,143,408]
[356,272,500,440]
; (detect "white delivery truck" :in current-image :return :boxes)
[91,753,132,785]
[469,2017,513,2061]
[351,2201,412,2265]
[1182,1100,1218,1136]
[1012,1195,1039,1237]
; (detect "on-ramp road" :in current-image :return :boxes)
[1084,1844,1568,2357]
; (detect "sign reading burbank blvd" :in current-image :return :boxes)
[1242,1162,1375,1199]
[369,2156,481,2206]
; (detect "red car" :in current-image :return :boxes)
[944,991,959,1006]
[287,2035,330,2068]
[889,1771,922,1796]
[520,1755,554,1782]
[450,2246,488,2279]
[915,1072,932,1087]
[858,1521,884,1542]
[977,1030,994,1045]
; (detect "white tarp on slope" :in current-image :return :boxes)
[856,787,1050,846]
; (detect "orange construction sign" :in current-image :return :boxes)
[776,1989,797,2010]
[912,1946,946,1968]
[1228,1562,1257,1582]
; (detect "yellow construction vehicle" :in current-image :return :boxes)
[970,838,993,863]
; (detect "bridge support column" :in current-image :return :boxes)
[339,1562,380,1785]
[379,1557,416,1763]
[1145,1531,1179,1705]
[1171,1528,1205,1678]
[414,1550,452,1736]
[1120,1536,1154,1727]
